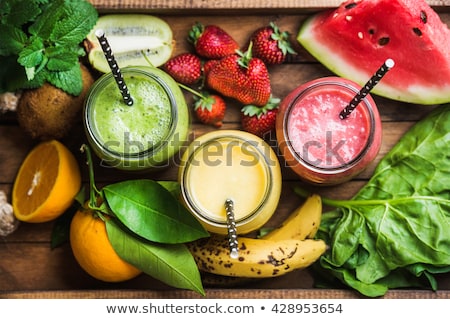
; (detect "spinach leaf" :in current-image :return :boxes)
[106,219,205,296]
[315,105,450,297]
[103,179,209,244]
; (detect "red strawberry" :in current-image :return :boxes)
[194,92,226,128]
[241,96,280,137]
[163,53,202,85]
[202,59,219,78]
[205,43,271,106]
[188,22,239,59]
[250,22,296,65]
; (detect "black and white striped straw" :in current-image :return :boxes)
[339,58,394,119]
[95,29,133,106]
[225,199,239,259]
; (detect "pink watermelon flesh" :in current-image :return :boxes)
[297,0,450,105]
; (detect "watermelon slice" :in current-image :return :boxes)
[297,0,450,105]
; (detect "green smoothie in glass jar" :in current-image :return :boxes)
[83,66,189,171]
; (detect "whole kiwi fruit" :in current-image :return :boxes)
[17,63,94,140]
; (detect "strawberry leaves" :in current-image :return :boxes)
[194,93,226,127]
[251,21,297,65]
[241,96,280,137]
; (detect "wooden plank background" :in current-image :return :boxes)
[0,1,449,298]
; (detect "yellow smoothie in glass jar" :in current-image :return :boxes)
[178,130,282,235]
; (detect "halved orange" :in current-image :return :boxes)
[12,140,81,223]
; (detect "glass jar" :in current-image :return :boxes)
[276,77,382,185]
[178,130,282,235]
[83,66,189,171]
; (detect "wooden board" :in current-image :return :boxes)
[0,0,449,299]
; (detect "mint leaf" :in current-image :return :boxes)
[17,36,44,68]
[29,0,65,40]
[0,25,27,55]
[1,0,98,94]
[2,0,42,27]
[46,63,82,96]
[50,2,98,46]
[47,51,79,71]
[0,56,45,92]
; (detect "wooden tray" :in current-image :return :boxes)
[1,0,449,299]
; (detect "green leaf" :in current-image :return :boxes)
[106,219,205,295]
[50,202,79,249]
[46,63,82,95]
[47,51,79,71]
[2,0,42,27]
[29,0,65,40]
[0,25,27,55]
[103,179,209,244]
[157,181,182,199]
[316,105,450,296]
[17,36,44,68]
[0,0,97,95]
[0,56,45,92]
[50,2,98,46]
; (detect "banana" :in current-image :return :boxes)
[187,235,326,278]
[262,194,322,241]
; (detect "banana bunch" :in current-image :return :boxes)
[187,194,326,278]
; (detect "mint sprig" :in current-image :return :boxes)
[0,0,98,95]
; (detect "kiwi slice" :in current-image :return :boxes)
[85,14,175,73]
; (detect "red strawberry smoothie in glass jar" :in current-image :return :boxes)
[276,77,382,185]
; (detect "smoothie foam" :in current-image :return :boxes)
[92,74,172,154]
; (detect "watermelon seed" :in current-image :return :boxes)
[344,2,357,10]
[378,37,390,46]
[413,28,423,37]
[368,29,375,35]
[420,11,428,23]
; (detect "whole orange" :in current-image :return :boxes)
[70,206,142,282]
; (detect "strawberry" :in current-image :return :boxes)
[241,96,280,137]
[194,92,226,128]
[202,59,219,78]
[163,53,202,85]
[250,22,296,65]
[205,43,271,106]
[188,22,239,59]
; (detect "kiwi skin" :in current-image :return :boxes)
[17,63,94,141]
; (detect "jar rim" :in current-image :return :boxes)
[180,132,275,228]
[84,67,178,160]
[282,77,377,173]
